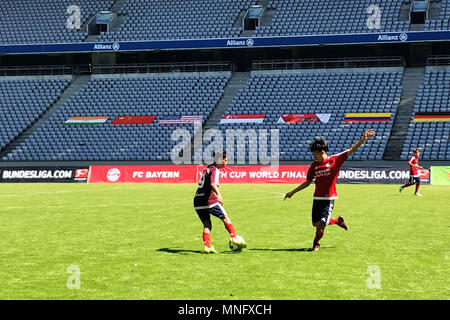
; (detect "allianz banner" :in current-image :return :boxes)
[338,167,430,184]
[0,167,89,183]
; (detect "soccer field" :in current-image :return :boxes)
[0,183,449,300]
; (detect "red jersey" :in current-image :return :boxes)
[408,156,419,176]
[194,165,220,208]
[306,151,348,200]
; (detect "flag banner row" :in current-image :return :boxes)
[64,115,203,125]
[158,115,203,124]
[111,116,157,125]
[64,117,109,125]
[220,114,266,124]
[344,113,392,122]
[413,112,450,122]
[64,112,413,125]
[277,114,331,124]
[219,113,393,124]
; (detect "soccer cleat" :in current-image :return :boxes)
[312,243,320,251]
[399,186,403,193]
[337,216,348,230]
[414,193,423,197]
[203,246,217,254]
[231,237,247,248]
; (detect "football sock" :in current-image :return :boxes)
[415,183,420,193]
[314,228,324,245]
[203,232,211,247]
[225,223,236,238]
[402,182,413,188]
[328,217,338,225]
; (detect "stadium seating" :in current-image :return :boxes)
[424,0,450,31]
[97,0,253,42]
[255,0,411,37]
[0,76,71,151]
[401,69,450,160]
[0,0,114,44]
[194,69,403,162]
[2,0,450,45]
[5,72,230,161]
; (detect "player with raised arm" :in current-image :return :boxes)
[399,147,423,196]
[284,129,376,251]
[193,150,246,253]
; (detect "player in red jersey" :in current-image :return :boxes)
[194,150,246,253]
[399,147,423,196]
[284,129,376,251]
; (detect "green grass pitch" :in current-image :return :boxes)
[0,183,449,300]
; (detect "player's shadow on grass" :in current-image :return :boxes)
[157,248,247,255]
[251,247,334,252]
[157,248,204,255]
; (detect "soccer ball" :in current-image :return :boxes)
[228,235,246,252]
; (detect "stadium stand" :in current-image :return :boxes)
[1,0,449,44]
[0,76,71,152]
[194,68,403,162]
[97,0,253,42]
[5,72,230,161]
[401,68,450,160]
[0,0,114,44]
[255,0,411,37]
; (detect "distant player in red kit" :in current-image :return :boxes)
[194,150,246,253]
[284,129,376,251]
[399,147,423,196]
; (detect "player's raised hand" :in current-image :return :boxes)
[363,129,376,141]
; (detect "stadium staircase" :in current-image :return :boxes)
[428,0,443,20]
[0,75,91,159]
[108,0,127,32]
[234,10,247,31]
[82,0,126,42]
[237,0,272,37]
[399,2,411,21]
[259,8,276,28]
[203,72,250,130]
[410,24,425,31]
[384,67,426,160]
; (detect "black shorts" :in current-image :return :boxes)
[409,176,421,184]
[312,200,335,225]
[194,203,227,222]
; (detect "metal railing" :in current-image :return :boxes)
[252,56,405,71]
[0,62,234,77]
[0,64,91,76]
[92,61,234,74]
[427,55,450,66]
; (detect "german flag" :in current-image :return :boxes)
[344,113,391,122]
[413,112,450,122]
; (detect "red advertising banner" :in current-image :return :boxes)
[88,165,430,184]
[88,165,309,184]
[196,165,309,184]
[88,165,197,183]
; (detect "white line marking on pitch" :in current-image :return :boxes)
[2,195,283,211]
